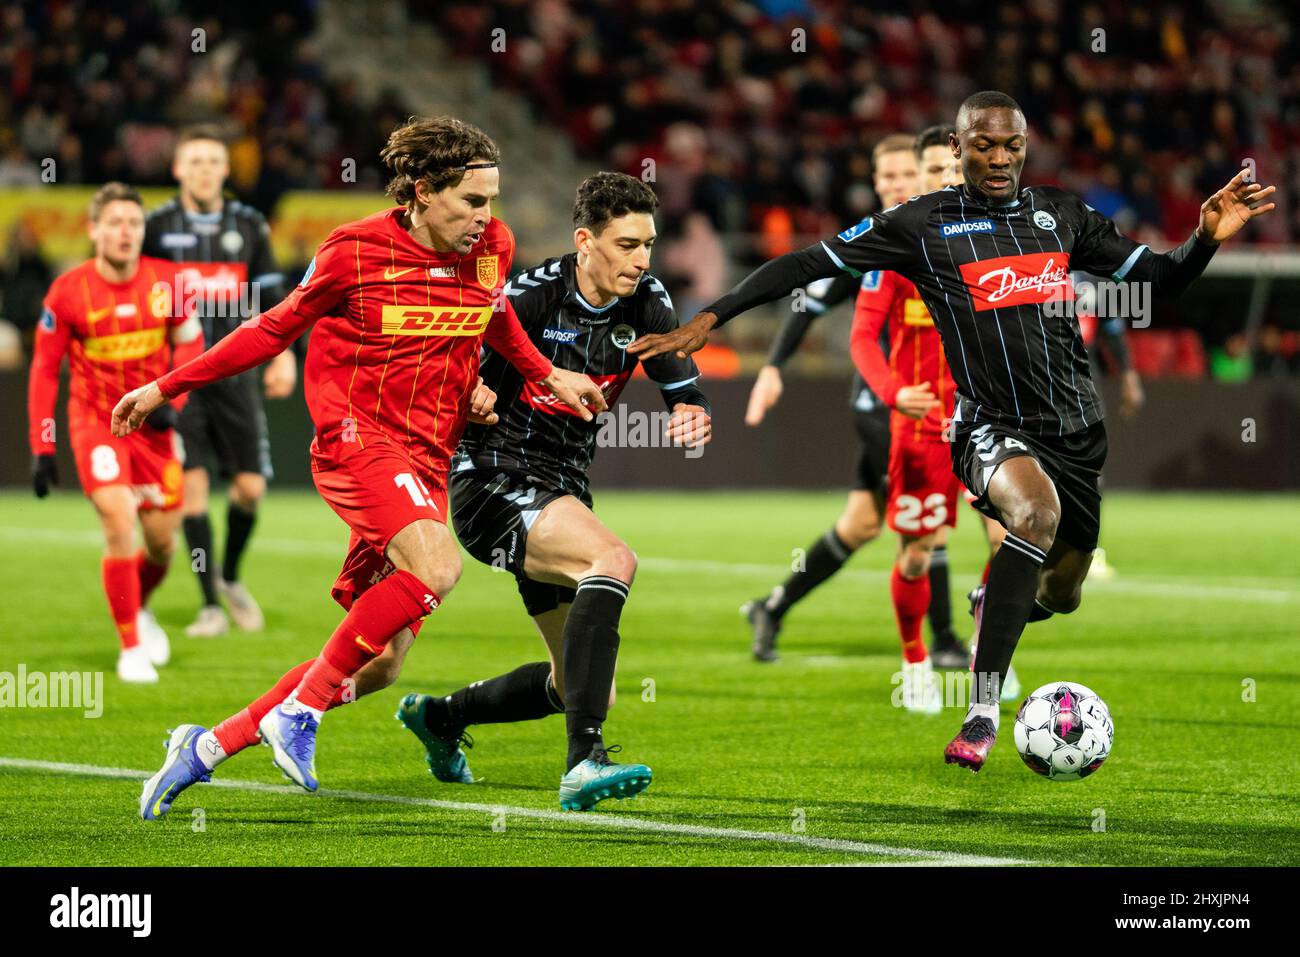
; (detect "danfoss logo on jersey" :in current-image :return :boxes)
[959,252,1073,311]
[522,371,632,418]
[380,304,492,336]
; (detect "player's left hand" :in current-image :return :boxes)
[542,367,608,422]
[1119,370,1144,420]
[1196,168,1277,244]
[264,350,297,399]
[112,381,167,437]
[468,376,498,425]
[667,403,712,448]
[627,311,718,360]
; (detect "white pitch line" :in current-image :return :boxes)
[0,756,1031,866]
[2,526,1295,603]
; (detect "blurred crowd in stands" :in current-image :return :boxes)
[0,0,404,207]
[1,0,1297,378]
[432,0,1298,252]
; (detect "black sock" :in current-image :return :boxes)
[767,527,854,619]
[563,575,628,770]
[434,661,562,733]
[222,502,257,583]
[182,514,218,606]
[927,546,954,642]
[971,534,1046,706]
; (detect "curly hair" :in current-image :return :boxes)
[381,116,501,205]
[572,172,659,234]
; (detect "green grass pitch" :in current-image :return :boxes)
[0,488,1296,866]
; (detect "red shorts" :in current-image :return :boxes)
[886,435,961,536]
[70,416,183,510]
[310,429,448,610]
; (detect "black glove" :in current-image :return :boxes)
[32,454,58,498]
[144,405,179,431]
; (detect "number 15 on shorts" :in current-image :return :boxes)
[395,472,441,513]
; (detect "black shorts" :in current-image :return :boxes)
[852,407,891,494]
[449,458,584,616]
[953,420,1108,551]
[178,375,272,479]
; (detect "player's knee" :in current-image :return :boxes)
[1003,501,1058,550]
[146,537,176,564]
[591,542,636,585]
[418,555,461,601]
[101,515,136,554]
[231,474,265,508]
[837,515,880,549]
[898,542,932,579]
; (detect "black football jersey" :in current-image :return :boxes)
[144,197,285,347]
[458,253,702,496]
[818,184,1163,435]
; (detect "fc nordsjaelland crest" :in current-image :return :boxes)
[476,256,498,289]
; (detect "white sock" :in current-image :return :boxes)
[194,731,228,770]
[965,700,999,730]
[281,693,325,723]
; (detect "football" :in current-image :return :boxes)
[1013,682,1114,781]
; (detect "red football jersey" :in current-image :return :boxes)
[29,256,191,454]
[159,208,552,471]
[850,269,955,442]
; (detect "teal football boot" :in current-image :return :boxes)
[559,745,652,811]
[396,693,474,784]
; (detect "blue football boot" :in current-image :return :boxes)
[258,703,319,791]
[139,724,211,821]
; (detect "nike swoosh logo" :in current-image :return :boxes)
[384,266,416,280]
[151,782,177,818]
[88,306,113,322]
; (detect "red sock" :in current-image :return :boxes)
[137,551,169,605]
[295,569,435,710]
[102,555,141,649]
[891,565,931,663]
[213,653,379,756]
[214,659,313,755]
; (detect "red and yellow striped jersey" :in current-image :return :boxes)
[159,208,551,470]
[29,257,192,453]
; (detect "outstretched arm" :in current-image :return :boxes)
[486,298,607,421]
[1083,169,1277,297]
[628,244,840,360]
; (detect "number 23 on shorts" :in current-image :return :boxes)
[892,492,948,532]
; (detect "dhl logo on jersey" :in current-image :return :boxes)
[82,327,167,362]
[379,304,492,337]
[903,298,934,326]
